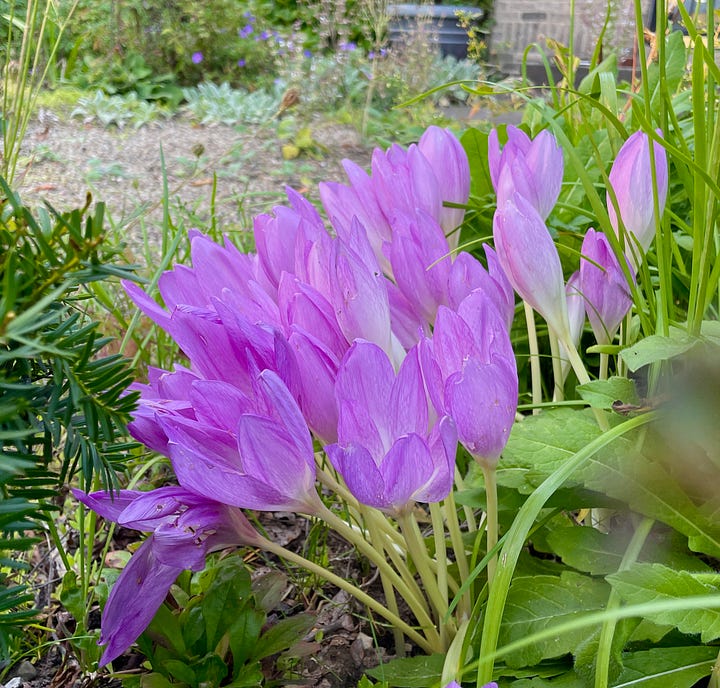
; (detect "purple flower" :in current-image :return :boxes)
[191,51,203,64]
[493,193,570,341]
[339,40,357,51]
[607,130,668,270]
[489,126,563,220]
[445,683,497,688]
[303,48,312,58]
[417,126,471,247]
[579,228,633,345]
[238,58,246,67]
[326,341,456,514]
[432,292,517,467]
[73,487,260,665]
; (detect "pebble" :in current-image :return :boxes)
[15,662,36,681]
[3,677,24,688]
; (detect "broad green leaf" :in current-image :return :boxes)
[498,572,610,667]
[499,408,604,493]
[546,526,625,575]
[194,652,229,686]
[162,659,195,685]
[460,128,493,200]
[619,334,699,371]
[615,646,716,687]
[228,602,264,673]
[365,653,445,687]
[252,613,316,661]
[509,670,586,687]
[577,377,639,410]
[201,558,253,649]
[140,674,174,688]
[607,563,720,642]
[583,445,720,558]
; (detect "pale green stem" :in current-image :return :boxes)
[261,538,438,654]
[429,502,450,646]
[548,331,565,402]
[599,352,610,381]
[561,333,609,431]
[315,502,439,644]
[594,517,655,688]
[398,511,454,637]
[454,469,477,533]
[443,491,471,620]
[366,514,406,656]
[315,463,428,610]
[481,465,499,586]
[524,301,542,414]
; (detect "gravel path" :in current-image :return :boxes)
[12,115,373,260]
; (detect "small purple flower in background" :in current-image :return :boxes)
[579,228,634,345]
[326,341,456,514]
[238,58,246,67]
[191,51,203,64]
[339,40,357,51]
[303,48,312,58]
[607,130,668,269]
[239,24,254,38]
[444,680,498,688]
[74,487,261,665]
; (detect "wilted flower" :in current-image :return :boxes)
[74,487,260,665]
[580,228,633,345]
[326,341,456,514]
[607,130,668,269]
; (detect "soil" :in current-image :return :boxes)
[11,113,375,261]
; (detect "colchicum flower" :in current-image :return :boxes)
[326,341,457,514]
[579,228,634,345]
[84,126,523,662]
[607,129,668,268]
[431,290,518,467]
[74,487,261,665]
[489,125,564,220]
[493,192,570,342]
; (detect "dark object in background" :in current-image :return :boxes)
[387,4,485,60]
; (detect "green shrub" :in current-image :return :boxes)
[0,184,138,661]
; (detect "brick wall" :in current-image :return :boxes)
[490,0,651,73]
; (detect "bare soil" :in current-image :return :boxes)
[12,114,374,260]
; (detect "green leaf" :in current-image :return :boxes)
[461,128,493,199]
[607,563,720,641]
[140,673,174,688]
[162,659,195,685]
[582,445,720,558]
[499,409,603,493]
[252,613,315,661]
[498,572,610,667]
[201,558,252,650]
[228,602,264,674]
[619,334,699,372]
[577,377,640,410]
[365,653,445,687]
[615,646,716,687]
[546,526,625,575]
[510,672,586,687]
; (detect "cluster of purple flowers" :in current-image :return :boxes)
[490,126,668,349]
[76,123,668,666]
[77,126,519,664]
